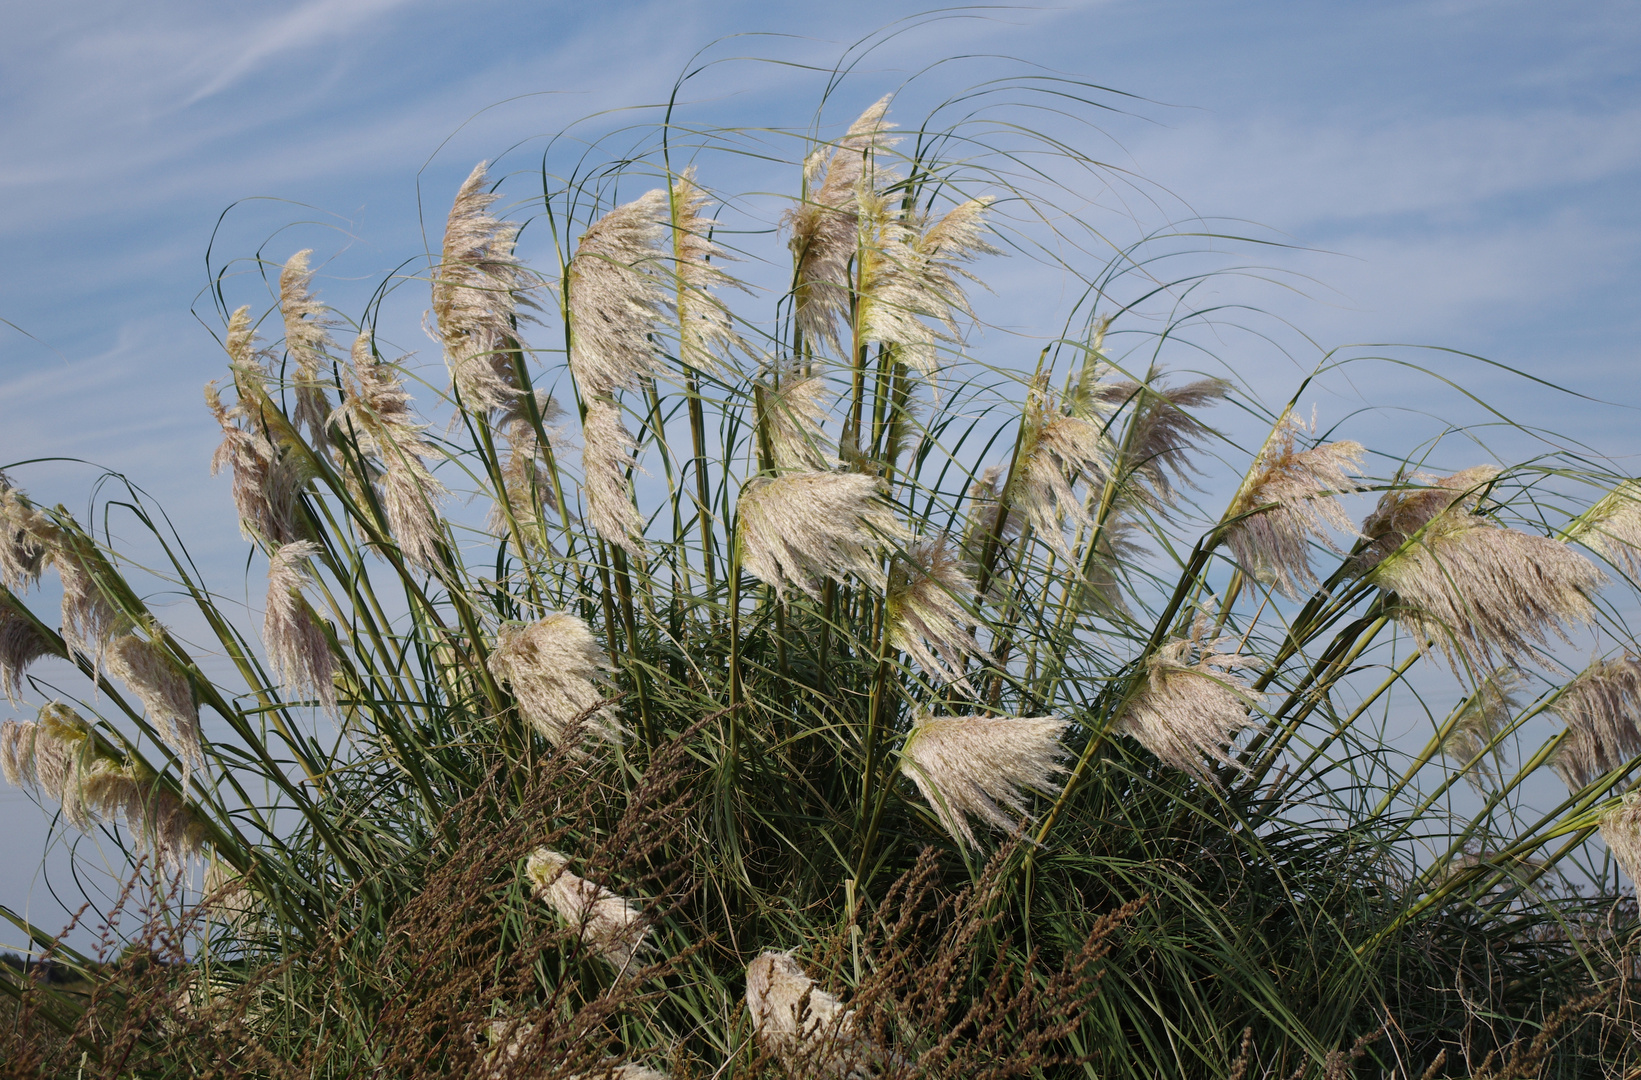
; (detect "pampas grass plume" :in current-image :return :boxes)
[487,614,623,746]
[737,471,906,600]
[898,714,1069,849]
[1115,619,1262,782]
[1551,654,1641,790]
[524,848,646,970]
[886,537,987,691]
[264,541,336,713]
[1224,412,1363,599]
[745,950,881,1078]
[568,188,670,397]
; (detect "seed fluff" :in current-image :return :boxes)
[898,714,1069,850]
[487,614,623,746]
[736,471,906,601]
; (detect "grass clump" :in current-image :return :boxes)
[3,40,1641,1078]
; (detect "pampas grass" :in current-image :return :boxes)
[3,50,1639,1080]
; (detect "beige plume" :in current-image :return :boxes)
[105,624,203,776]
[568,188,670,397]
[581,398,645,554]
[431,163,537,413]
[736,471,906,601]
[264,541,335,714]
[0,599,53,705]
[524,848,646,970]
[1010,382,1111,558]
[334,333,448,570]
[489,390,563,544]
[279,250,337,450]
[1437,668,1523,784]
[1114,618,1262,782]
[745,950,886,1078]
[856,195,996,378]
[898,714,1069,850]
[0,474,49,591]
[487,614,623,746]
[759,373,836,472]
[886,537,987,691]
[1,703,204,868]
[785,96,897,355]
[1550,654,1641,790]
[1600,791,1641,889]
[1567,480,1641,577]
[1361,469,1601,673]
[1223,412,1363,599]
[670,168,743,376]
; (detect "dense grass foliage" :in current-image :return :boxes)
[4,55,1641,1077]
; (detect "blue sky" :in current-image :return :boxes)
[3,0,1639,939]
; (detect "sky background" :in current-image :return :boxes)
[3,0,1639,943]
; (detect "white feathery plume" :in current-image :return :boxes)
[745,950,885,1078]
[856,195,997,378]
[1361,468,1602,673]
[2,703,203,869]
[104,626,203,776]
[487,614,623,746]
[1600,791,1641,889]
[1223,412,1364,600]
[567,188,670,397]
[580,398,645,554]
[886,537,987,692]
[1567,480,1641,577]
[264,541,335,714]
[0,599,54,705]
[51,527,131,662]
[898,714,1069,850]
[431,162,537,413]
[1010,381,1110,558]
[1437,667,1523,783]
[759,373,835,472]
[206,307,311,546]
[1550,654,1641,790]
[1115,618,1263,782]
[278,250,337,450]
[334,333,448,570]
[670,168,743,376]
[1357,466,1498,569]
[524,848,646,970]
[0,474,50,591]
[1103,373,1229,512]
[785,96,897,354]
[489,390,563,542]
[736,472,907,601]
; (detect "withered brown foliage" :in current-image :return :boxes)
[740,844,1146,1080]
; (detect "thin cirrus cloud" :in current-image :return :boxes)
[184,0,430,105]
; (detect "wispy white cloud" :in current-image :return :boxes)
[185,0,426,104]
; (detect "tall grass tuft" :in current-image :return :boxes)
[5,52,1641,1078]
